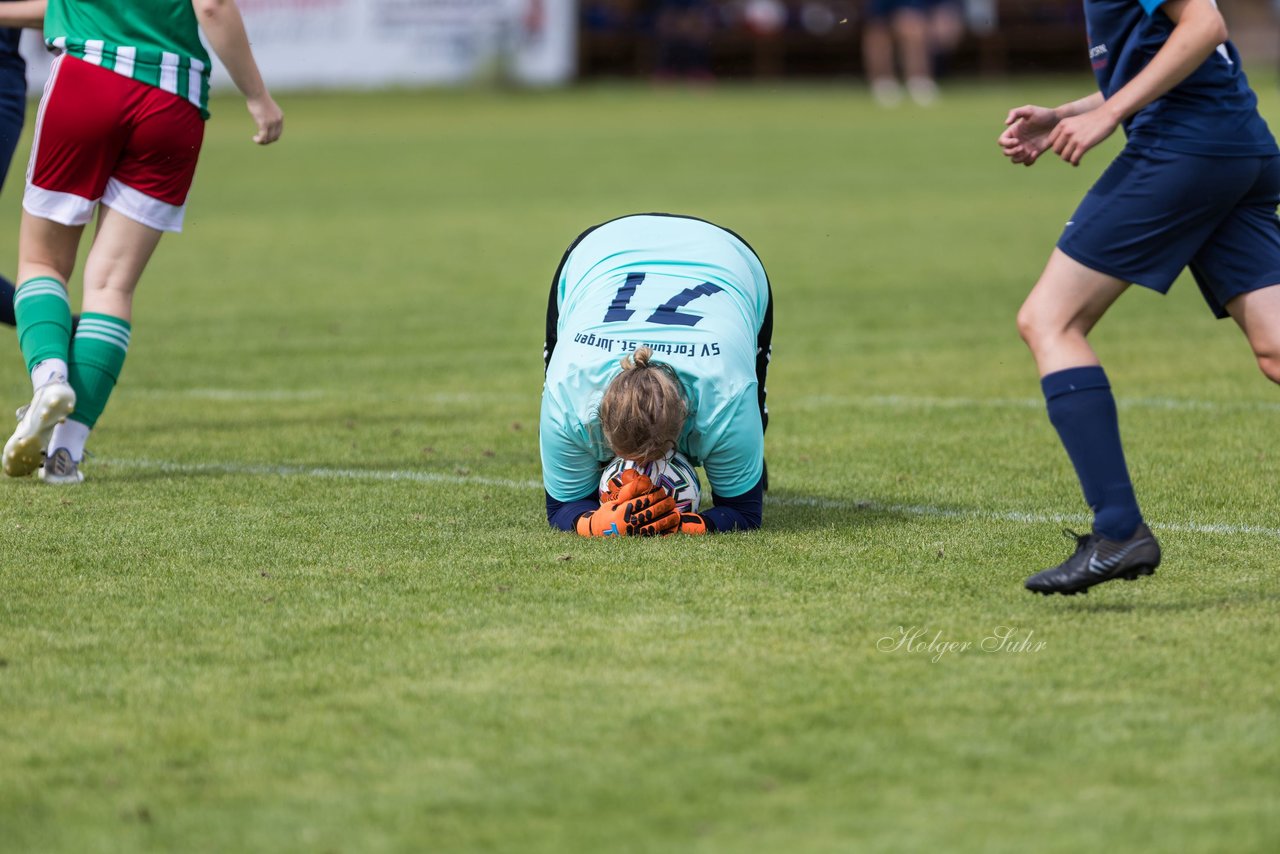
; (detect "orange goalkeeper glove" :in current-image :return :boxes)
[577,471,680,537]
[598,467,650,504]
[676,513,710,535]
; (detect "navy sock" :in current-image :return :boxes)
[1041,366,1143,540]
[0,275,14,326]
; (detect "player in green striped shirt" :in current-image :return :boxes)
[45,0,214,117]
[3,0,283,483]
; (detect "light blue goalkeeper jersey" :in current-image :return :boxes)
[540,215,770,503]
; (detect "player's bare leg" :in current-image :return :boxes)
[928,3,965,59]
[17,209,83,285]
[80,205,164,322]
[39,206,162,483]
[1226,283,1280,385]
[862,19,901,106]
[1016,249,1129,375]
[891,8,936,105]
[1017,249,1160,595]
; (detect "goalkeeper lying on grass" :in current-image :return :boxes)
[540,213,774,537]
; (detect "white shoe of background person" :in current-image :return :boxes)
[906,76,938,106]
[870,77,903,107]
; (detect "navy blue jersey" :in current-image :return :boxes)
[0,8,26,195]
[1086,0,1276,156]
[0,25,24,93]
[0,0,28,91]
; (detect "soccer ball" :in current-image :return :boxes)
[599,451,701,513]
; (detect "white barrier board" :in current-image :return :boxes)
[22,0,575,93]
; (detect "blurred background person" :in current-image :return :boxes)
[582,0,636,33]
[862,0,965,106]
[863,0,934,105]
[653,0,718,82]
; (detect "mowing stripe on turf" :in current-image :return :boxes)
[101,457,1280,539]
[769,495,1280,538]
[794,394,1280,414]
[111,388,1280,413]
[103,458,541,490]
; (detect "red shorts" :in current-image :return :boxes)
[24,55,205,233]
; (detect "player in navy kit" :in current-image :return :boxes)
[0,2,45,329]
[999,0,1280,594]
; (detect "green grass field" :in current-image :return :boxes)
[2,79,1278,852]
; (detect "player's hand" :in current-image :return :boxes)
[676,513,710,535]
[599,468,653,504]
[247,93,284,145]
[576,478,680,537]
[1046,105,1120,167]
[999,105,1059,167]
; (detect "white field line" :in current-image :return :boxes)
[103,458,1280,540]
[119,388,528,404]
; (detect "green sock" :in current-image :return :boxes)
[14,277,72,373]
[67,313,131,428]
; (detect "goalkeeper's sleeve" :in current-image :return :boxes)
[699,474,764,532]
[546,491,597,532]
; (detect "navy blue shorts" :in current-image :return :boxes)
[865,0,934,21]
[1058,146,1280,318]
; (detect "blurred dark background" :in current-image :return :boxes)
[578,0,1279,81]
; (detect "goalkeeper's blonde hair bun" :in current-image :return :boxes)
[599,346,687,463]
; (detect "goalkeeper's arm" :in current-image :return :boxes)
[680,475,764,534]
[546,491,598,532]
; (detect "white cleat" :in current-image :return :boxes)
[870,78,903,108]
[906,76,939,107]
[39,447,84,484]
[3,380,76,478]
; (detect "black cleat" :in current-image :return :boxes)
[1025,524,1161,596]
